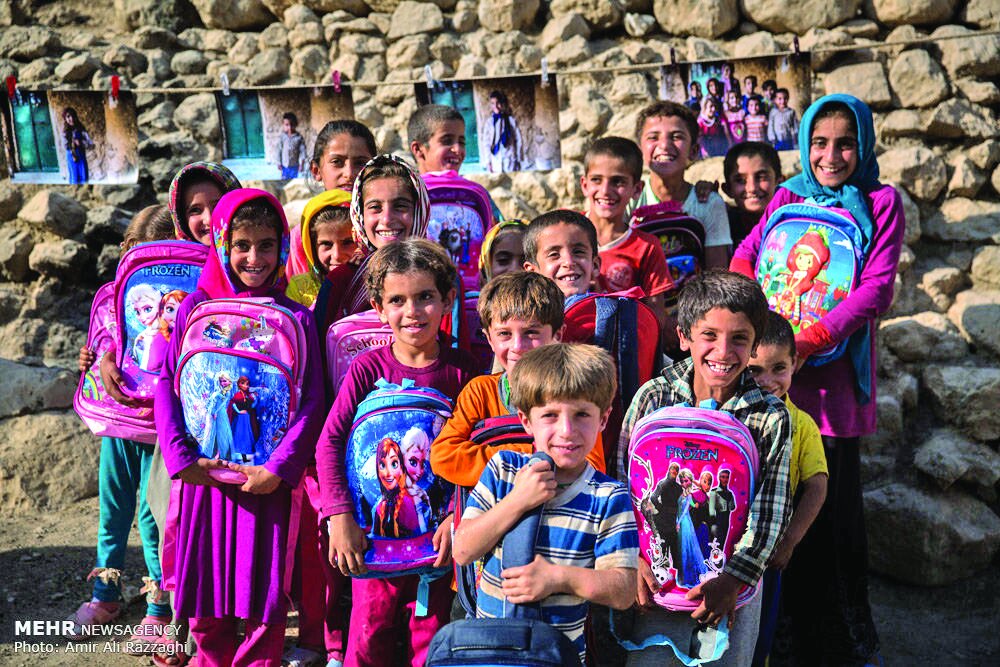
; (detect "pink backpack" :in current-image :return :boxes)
[462,291,494,374]
[74,240,207,443]
[325,310,392,393]
[423,171,495,293]
[174,298,306,483]
[626,401,760,611]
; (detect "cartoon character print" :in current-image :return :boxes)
[401,426,433,533]
[128,284,162,371]
[700,537,725,584]
[228,376,260,463]
[603,260,635,293]
[201,371,235,460]
[675,468,710,589]
[145,289,186,373]
[372,437,420,539]
[773,229,830,326]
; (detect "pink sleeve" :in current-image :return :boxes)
[731,187,795,268]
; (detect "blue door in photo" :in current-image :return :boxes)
[429,82,479,166]
[217,91,265,159]
[10,94,59,173]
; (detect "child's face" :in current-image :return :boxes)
[316,223,356,272]
[703,99,717,118]
[726,91,739,109]
[230,226,280,290]
[64,111,74,125]
[311,132,374,191]
[378,446,401,490]
[282,118,294,135]
[747,98,761,116]
[162,296,180,327]
[485,317,559,372]
[413,119,466,173]
[689,82,701,97]
[525,222,600,298]
[678,307,755,403]
[519,398,609,478]
[362,177,415,249]
[580,155,642,224]
[489,230,526,279]
[774,92,788,109]
[763,85,775,99]
[809,115,859,189]
[134,295,158,327]
[373,270,455,355]
[744,77,755,94]
[707,80,720,96]
[640,115,696,179]
[722,65,732,77]
[183,181,224,246]
[489,97,501,114]
[724,154,778,216]
[748,342,795,398]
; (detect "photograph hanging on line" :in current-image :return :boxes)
[415,74,562,175]
[0,89,138,185]
[215,85,355,182]
[686,53,811,158]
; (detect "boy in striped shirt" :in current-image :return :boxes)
[453,343,639,663]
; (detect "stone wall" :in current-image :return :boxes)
[0,0,999,583]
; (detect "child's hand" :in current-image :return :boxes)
[225,463,281,494]
[501,554,558,604]
[78,346,96,373]
[768,535,795,570]
[328,513,369,576]
[177,458,225,487]
[509,458,557,514]
[694,179,719,203]
[432,513,454,568]
[686,572,741,627]
[99,351,137,407]
[636,558,660,609]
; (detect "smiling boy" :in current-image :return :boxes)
[523,210,602,300]
[722,141,781,249]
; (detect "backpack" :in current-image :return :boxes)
[754,202,865,365]
[345,378,455,577]
[428,451,582,667]
[625,401,760,612]
[462,291,494,374]
[325,310,393,393]
[424,171,495,293]
[630,202,706,308]
[74,240,207,443]
[174,297,307,483]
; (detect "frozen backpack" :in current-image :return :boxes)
[325,310,393,393]
[625,401,759,612]
[754,202,865,365]
[74,240,207,443]
[424,171,495,293]
[345,378,455,577]
[428,451,582,667]
[630,201,706,307]
[175,297,307,483]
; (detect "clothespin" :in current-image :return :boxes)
[540,58,549,87]
[658,65,669,101]
[220,73,230,96]
[669,47,677,68]
[108,75,120,109]
[5,75,16,101]
[793,36,801,57]
[424,64,437,91]
[332,70,342,94]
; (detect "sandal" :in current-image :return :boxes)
[282,646,323,667]
[64,600,121,641]
[153,649,194,667]
[122,615,172,655]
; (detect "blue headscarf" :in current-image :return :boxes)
[783,94,879,404]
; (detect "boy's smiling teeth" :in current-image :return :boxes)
[706,360,734,374]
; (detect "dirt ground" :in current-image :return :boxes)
[0,497,997,665]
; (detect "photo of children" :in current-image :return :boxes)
[687,55,810,157]
[0,89,138,184]
[215,85,354,182]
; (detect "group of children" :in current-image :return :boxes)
[71,92,902,667]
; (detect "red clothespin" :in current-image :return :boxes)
[332,70,342,94]
[5,75,16,101]
[108,75,120,108]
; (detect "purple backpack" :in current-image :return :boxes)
[325,310,393,393]
[423,171,495,293]
[74,240,207,443]
[175,298,306,483]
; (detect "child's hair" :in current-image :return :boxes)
[706,77,721,96]
[310,206,352,245]
[479,219,528,283]
[359,158,419,205]
[811,101,857,136]
[676,269,769,345]
[689,81,702,94]
[157,289,186,339]
[699,96,717,117]
[524,210,599,263]
[365,237,457,306]
[509,343,616,414]
[489,90,510,111]
[62,107,86,140]
[407,104,464,148]
[775,88,790,98]
[635,100,700,144]
[310,119,377,168]
[282,111,298,127]
[762,79,777,91]
[230,198,284,239]
[744,75,757,87]
[583,136,643,181]
[746,94,764,111]
[758,310,796,360]
[477,271,565,332]
[723,141,782,184]
[123,204,174,253]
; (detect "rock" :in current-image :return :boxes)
[0,181,23,221]
[732,31,779,58]
[932,25,1000,79]
[545,34,592,67]
[918,266,964,310]
[102,44,148,78]
[387,1,443,40]
[925,99,996,141]
[994,166,1000,197]
[539,13,591,51]
[896,244,916,274]
[204,29,239,52]
[878,147,947,201]
[741,0,859,34]
[894,184,921,246]
[453,3,478,31]
[914,428,1000,492]
[880,312,968,361]
[145,49,173,81]
[172,93,220,142]
[0,227,33,282]
[54,53,99,83]
[865,482,1000,586]
[281,2,317,26]
[290,44,328,82]
[429,33,464,68]
[947,156,986,199]
[878,109,926,138]
[608,72,654,106]
[569,86,611,134]
[477,0,538,32]
[229,33,259,65]
[924,365,1000,440]
[189,0,276,30]
[18,191,87,238]
[170,50,208,75]
[27,240,89,278]
[18,57,57,85]
[131,26,179,50]
[385,35,430,70]
[686,37,728,61]
[0,359,75,419]
[962,0,1000,29]
[288,22,325,49]
[551,0,622,31]
[339,33,385,56]
[0,412,99,510]
[971,246,1000,289]
[83,206,130,245]
[454,53,485,78]
[259,22,289,50]
[867,0,958,25]
[624,13,656,37]
[246,48,290,84]
[888,49,949,108]
[948,290,1000,360]
[924,198,1000,242]
[800,27,853,70]
[840,18,880,37]
[0,26,58,61]
[138,100,177,132]
[955,78,1000,105]
[824,62,892,109]
[265,0,369,19]
[652,0,737,39]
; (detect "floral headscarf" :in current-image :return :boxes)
[348,154,430,254]
[168,161,242,241]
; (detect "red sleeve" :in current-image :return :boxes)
[638,233,674,296]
